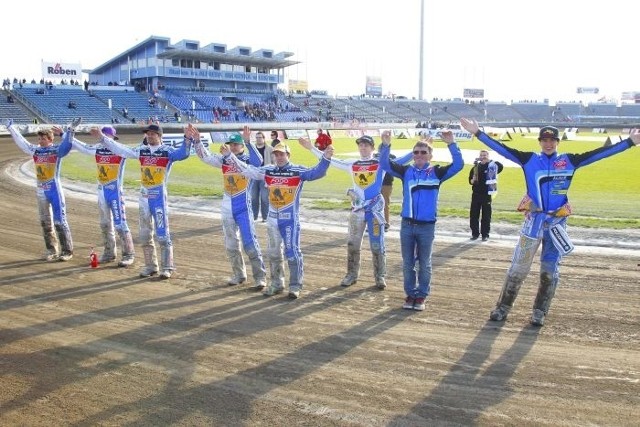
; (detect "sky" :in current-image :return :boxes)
[3,0,638,104]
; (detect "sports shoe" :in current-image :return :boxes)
[43,252,59,262]
[250,279,267,291]
[481,236,489,242]
[227,276,247,286]
[375,277,387,290]
[159,270,172,280]
[263,284,284,297]
[402,296,415,310]
[59,252,73,262]
[99,254,116,263]
[470,235,479,241]
[413,297,426,311]
[530,309,545,327]
[340,274,357,287]
[288,287,301,299]
[489,305,509,321]
[118,256,135,267]
[139,266,158,278]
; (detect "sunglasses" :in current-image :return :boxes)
[413,150,429,155]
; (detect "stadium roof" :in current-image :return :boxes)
[89,35,299,73]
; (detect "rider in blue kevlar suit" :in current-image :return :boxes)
[300,134,412,290]
[62,124,135,267]
[221,141,334,299]
[192,125,267,290]
[461,118,640,326]
[101,123,191,280]
[8,119,75,261]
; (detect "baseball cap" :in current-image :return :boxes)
[142,124,163,135]
[356,135,375,146]
[101,126,119,140]
[538,126,559,141]
[225,133,244,144]
[272,143,290,154]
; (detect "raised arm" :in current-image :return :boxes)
[220,143,265,181]
[96,128,139,159]
[188,124,223,167]
[6,120,37,155]
[299,136,352,171]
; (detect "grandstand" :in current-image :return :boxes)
[1,35,639,129]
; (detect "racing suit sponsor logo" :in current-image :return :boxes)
[553,159,568,170]
[351,162,379,190]
[222,164,248,195]
[112,199,121,221]
[34,153,57,182]
[155,208,164,230]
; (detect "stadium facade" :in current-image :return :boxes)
[88,36,299,94]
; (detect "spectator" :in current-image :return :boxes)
[468,150,503,241]
[314,128,332,151]
[249,131,273,222]
[269,130,281,147]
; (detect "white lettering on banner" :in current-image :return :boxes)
[418,129,473,141]
[163,133,212,149]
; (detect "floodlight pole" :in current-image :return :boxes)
[418,0,424,100]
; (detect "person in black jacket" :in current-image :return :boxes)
[468,150,503,241]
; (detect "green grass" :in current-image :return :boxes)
[61,132,640,228]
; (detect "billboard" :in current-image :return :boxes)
[288,79,308,93]
[576,87,599,94]
[41,61,82,80]
[463,88,484,99]
[366,76,382,97]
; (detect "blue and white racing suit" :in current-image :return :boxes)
[9,125,73,258]
[63,134,135,264]
[308,146,412,288]
[193,139,266,286]
[226,152,330,293]
[475,130,637,316]
[102,137,191,274]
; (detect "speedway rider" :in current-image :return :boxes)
[7,119,76,261]
[60,124,135,267]
[460,118,640,326]
[300,134,411,290]
[191,125,267,290]
[100,123,191,279]
[221,141,334,299]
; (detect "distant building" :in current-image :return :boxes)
[88,36,299,94]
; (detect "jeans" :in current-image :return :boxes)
[250,180,269,221]
[400,218,435,299]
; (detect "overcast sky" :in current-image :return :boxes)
[2,0,638,103]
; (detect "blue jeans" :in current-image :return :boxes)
[400,218,435,299]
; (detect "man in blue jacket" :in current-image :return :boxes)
[379,130,463,311]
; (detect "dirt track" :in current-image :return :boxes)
[0,137,638,426]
